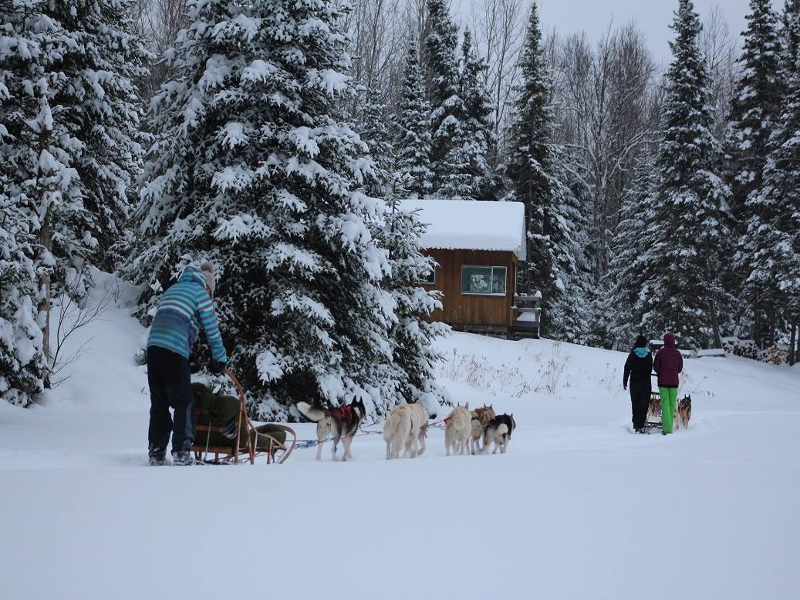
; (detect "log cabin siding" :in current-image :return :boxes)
[422,249,517,328]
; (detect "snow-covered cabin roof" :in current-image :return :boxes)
[398,199,526,260]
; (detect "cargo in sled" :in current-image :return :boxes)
[190,371,296,464]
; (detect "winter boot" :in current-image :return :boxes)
[172,450,202,466]
[148,445,166,466]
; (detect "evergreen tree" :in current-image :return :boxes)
[457,29,498,199]
[395,44,433,199]
[374,199,449,409]
[424,0,467,195]
[0,185,46,407]
[641,0,731,348]
[728,0,784,345]
[507,3,584,338]
[781,0,800,87]
[727,0,782,219]
[128,0,412,418]
[740,9,800,349]
[357,97,394,198]
[0,0,146,401]
[606,152,659,348]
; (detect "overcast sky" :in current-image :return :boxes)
[456,0,783,67]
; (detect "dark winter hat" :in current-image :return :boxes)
[634,335,648,348]
[200,261,216,296]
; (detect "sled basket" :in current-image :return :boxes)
[191,370,296,465]
[644,391,664,429]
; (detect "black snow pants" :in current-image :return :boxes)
[147,346,194,454]
[629,379,651,431]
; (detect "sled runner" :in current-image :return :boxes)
[190,370,296,465]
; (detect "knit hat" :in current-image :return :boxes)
[199,261,216,296]
[634,335,647,348]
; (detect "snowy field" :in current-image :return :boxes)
[1,280,799,600]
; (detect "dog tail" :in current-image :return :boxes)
[498,423,509,442]
[297,402,326,422]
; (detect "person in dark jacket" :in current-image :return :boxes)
[623,335,653,433]
[653,332,683,435]
[146,262,227,465]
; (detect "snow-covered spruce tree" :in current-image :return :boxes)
[128,0,412,419]
[641,0,731,349]
[0,0,147,279]
[437,29,497,199]
[605,151,660,348]
[0,185,46,407]
[726,0,782,219]
[739,19,800,351]
[726,0,782,343]
[781,0,800,85]
[506,2,584,339]
[356,97,394,198]
[456,29,498,199]
[424,0,468,196]
[373,199,449,410]
[394,43,433,199]
[0,0,146,395]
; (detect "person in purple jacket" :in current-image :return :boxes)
[653,332,683,435]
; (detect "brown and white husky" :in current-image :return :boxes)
[469,404,496,454]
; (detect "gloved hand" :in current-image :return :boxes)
[208,360,226,375]
[623,383,627,391]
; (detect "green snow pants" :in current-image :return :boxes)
[659,386,678,434]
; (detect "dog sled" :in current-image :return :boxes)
[644,391,665,430]
[190,370,297,464]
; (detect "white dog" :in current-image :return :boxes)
[383,404,412,460]
[444,403,471,456]
[405,402,429,458]
[383,403,428,460]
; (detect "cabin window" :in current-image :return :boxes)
[416,265,436,285]
[461,266,507,296]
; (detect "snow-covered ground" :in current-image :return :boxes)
[1,277,799,600]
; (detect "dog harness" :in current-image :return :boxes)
[327,405,353,420]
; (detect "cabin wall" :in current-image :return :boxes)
[422,249,517,328]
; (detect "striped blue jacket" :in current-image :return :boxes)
[147,266,227,363]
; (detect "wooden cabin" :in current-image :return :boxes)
[399,200,540,338]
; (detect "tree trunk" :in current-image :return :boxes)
[38,200,53,387]
[790,317,797,366]
[709,297,722,349]
[753,291,762,348]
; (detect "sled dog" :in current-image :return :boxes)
[383,404,412,460]
[483,413,516,454]
[405,402,429,458]
[297,399,365,461]
[469,404,496,454]
[677,395,692,430]
[444,403,471,456]
[383,403,428,459]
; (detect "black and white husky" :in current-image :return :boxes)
[482,413,516,454]
[297,399,366,461]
